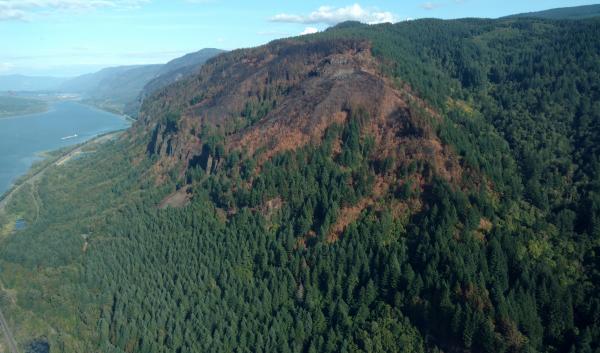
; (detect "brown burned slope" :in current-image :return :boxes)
[136,38,463,189]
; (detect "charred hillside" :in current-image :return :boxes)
[138,39,463,189]
[1,17,600,353]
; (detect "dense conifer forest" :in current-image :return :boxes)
[1,15,599,353]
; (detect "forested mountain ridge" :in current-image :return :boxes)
[0,16,600,353]
[504,4,600,19]
[140,48,226,96]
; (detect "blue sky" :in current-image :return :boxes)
[0,0,596,77]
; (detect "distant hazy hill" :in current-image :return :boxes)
[0,75,67,92]
[131,48,225,115]
[59,48,224,115]
[59,65,162,113]
[59,66,152,93]
[144,48,225,94]
[159,48,225,77]
[505,4,600,19]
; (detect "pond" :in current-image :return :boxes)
[15,219,27,231]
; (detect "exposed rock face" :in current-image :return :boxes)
[136,38,463,185]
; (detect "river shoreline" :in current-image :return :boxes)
[0,129,125,211]
[77,100,137,122]
[0,100,131,196]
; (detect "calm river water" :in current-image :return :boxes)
[0,101,131,195]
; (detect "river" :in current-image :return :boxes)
[0,101,131,195]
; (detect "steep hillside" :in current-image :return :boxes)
[147,48,226,89]
[140,40,460,179]
[1,17,600,353]
[129,48,225,117]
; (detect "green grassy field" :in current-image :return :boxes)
[0,96,48,119]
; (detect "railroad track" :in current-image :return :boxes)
[0,306,18,353]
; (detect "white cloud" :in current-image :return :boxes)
[270,4,397,25]
[0,7,25,20]
[420,2,442,10]
[0,62,14,72]
[0,0,149,21]
[300,27,318,35]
